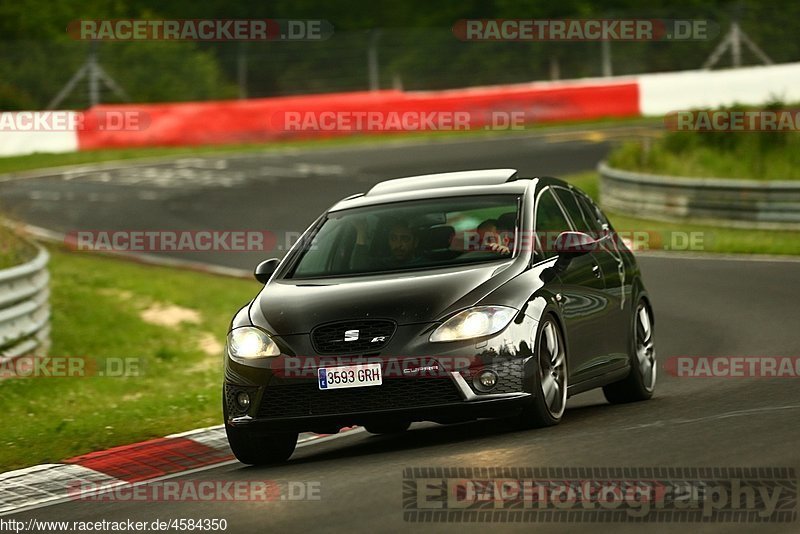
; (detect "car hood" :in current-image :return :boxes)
[250,261,520,335]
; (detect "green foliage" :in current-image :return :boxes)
[2,0,800,108]
[608,102,800,180]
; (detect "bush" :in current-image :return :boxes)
[608,101,800,180]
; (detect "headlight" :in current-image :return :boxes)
[429,306,517,342]
[227,326,280,359]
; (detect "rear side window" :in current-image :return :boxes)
[552,187,593,234]
[534,188,571,260]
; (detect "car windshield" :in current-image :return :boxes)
[288,195,520,279]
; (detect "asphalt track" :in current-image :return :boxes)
[2,129,799,533]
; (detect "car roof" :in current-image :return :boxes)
[328,169,572,211]
[366,168,519,196]
[329,170,575,212]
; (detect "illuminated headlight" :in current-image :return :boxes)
[227,326,280,359]
[429,306,517,342]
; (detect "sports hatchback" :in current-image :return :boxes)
[223,169,656,464]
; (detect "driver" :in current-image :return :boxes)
[387,220,418,264]
[352,217,420,268]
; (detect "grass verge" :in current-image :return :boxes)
[0,225,38,269]
[0,245,255,471]
[564,171,800,255]
[608,104,800,180]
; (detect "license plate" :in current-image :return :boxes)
[318,363,382,390]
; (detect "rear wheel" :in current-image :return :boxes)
[518,316,567,428]
[364,421,411,435]
[603,298,656,404]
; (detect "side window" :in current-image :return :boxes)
[534,188,571,260]
[576,194,609,233]
[552,187,593,234]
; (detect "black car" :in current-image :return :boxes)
[223,169,656,464]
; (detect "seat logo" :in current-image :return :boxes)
[343,329,359,341]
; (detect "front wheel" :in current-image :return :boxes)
[603,298,656,404]
[518,315,568,428]
[225,425,298,465]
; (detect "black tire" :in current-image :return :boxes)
[225,424,298,465]
[602,297,656,404]
[364,421,411,435]
[517,314,568,428]
[223,388,297,464]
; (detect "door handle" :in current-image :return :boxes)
[592,264,602,278]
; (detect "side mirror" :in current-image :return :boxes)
[254,258,280,284]
[553,232,597,270]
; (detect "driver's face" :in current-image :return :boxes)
[389,226,415,261]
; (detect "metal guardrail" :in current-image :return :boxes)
[598,162,800,230]
[0,245,50,365]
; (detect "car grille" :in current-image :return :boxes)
[486,359,525,394]
[460,359,526,394]
[310,320,396,355]
[258,378,463,419]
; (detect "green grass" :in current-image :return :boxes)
[0,115,654,176]
[607,138,800,181]
[607,104,800,180]
[0,245,256,471]
[564,171,800,255]
[0,226,37,269]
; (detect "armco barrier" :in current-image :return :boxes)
[598,161,800,230]
[0,245,50,367]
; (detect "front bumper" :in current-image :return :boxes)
[224,316,538,433]
[227,387,530,433]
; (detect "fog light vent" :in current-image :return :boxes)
[236,391,251,410]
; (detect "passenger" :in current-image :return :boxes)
[476,218,511,255]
